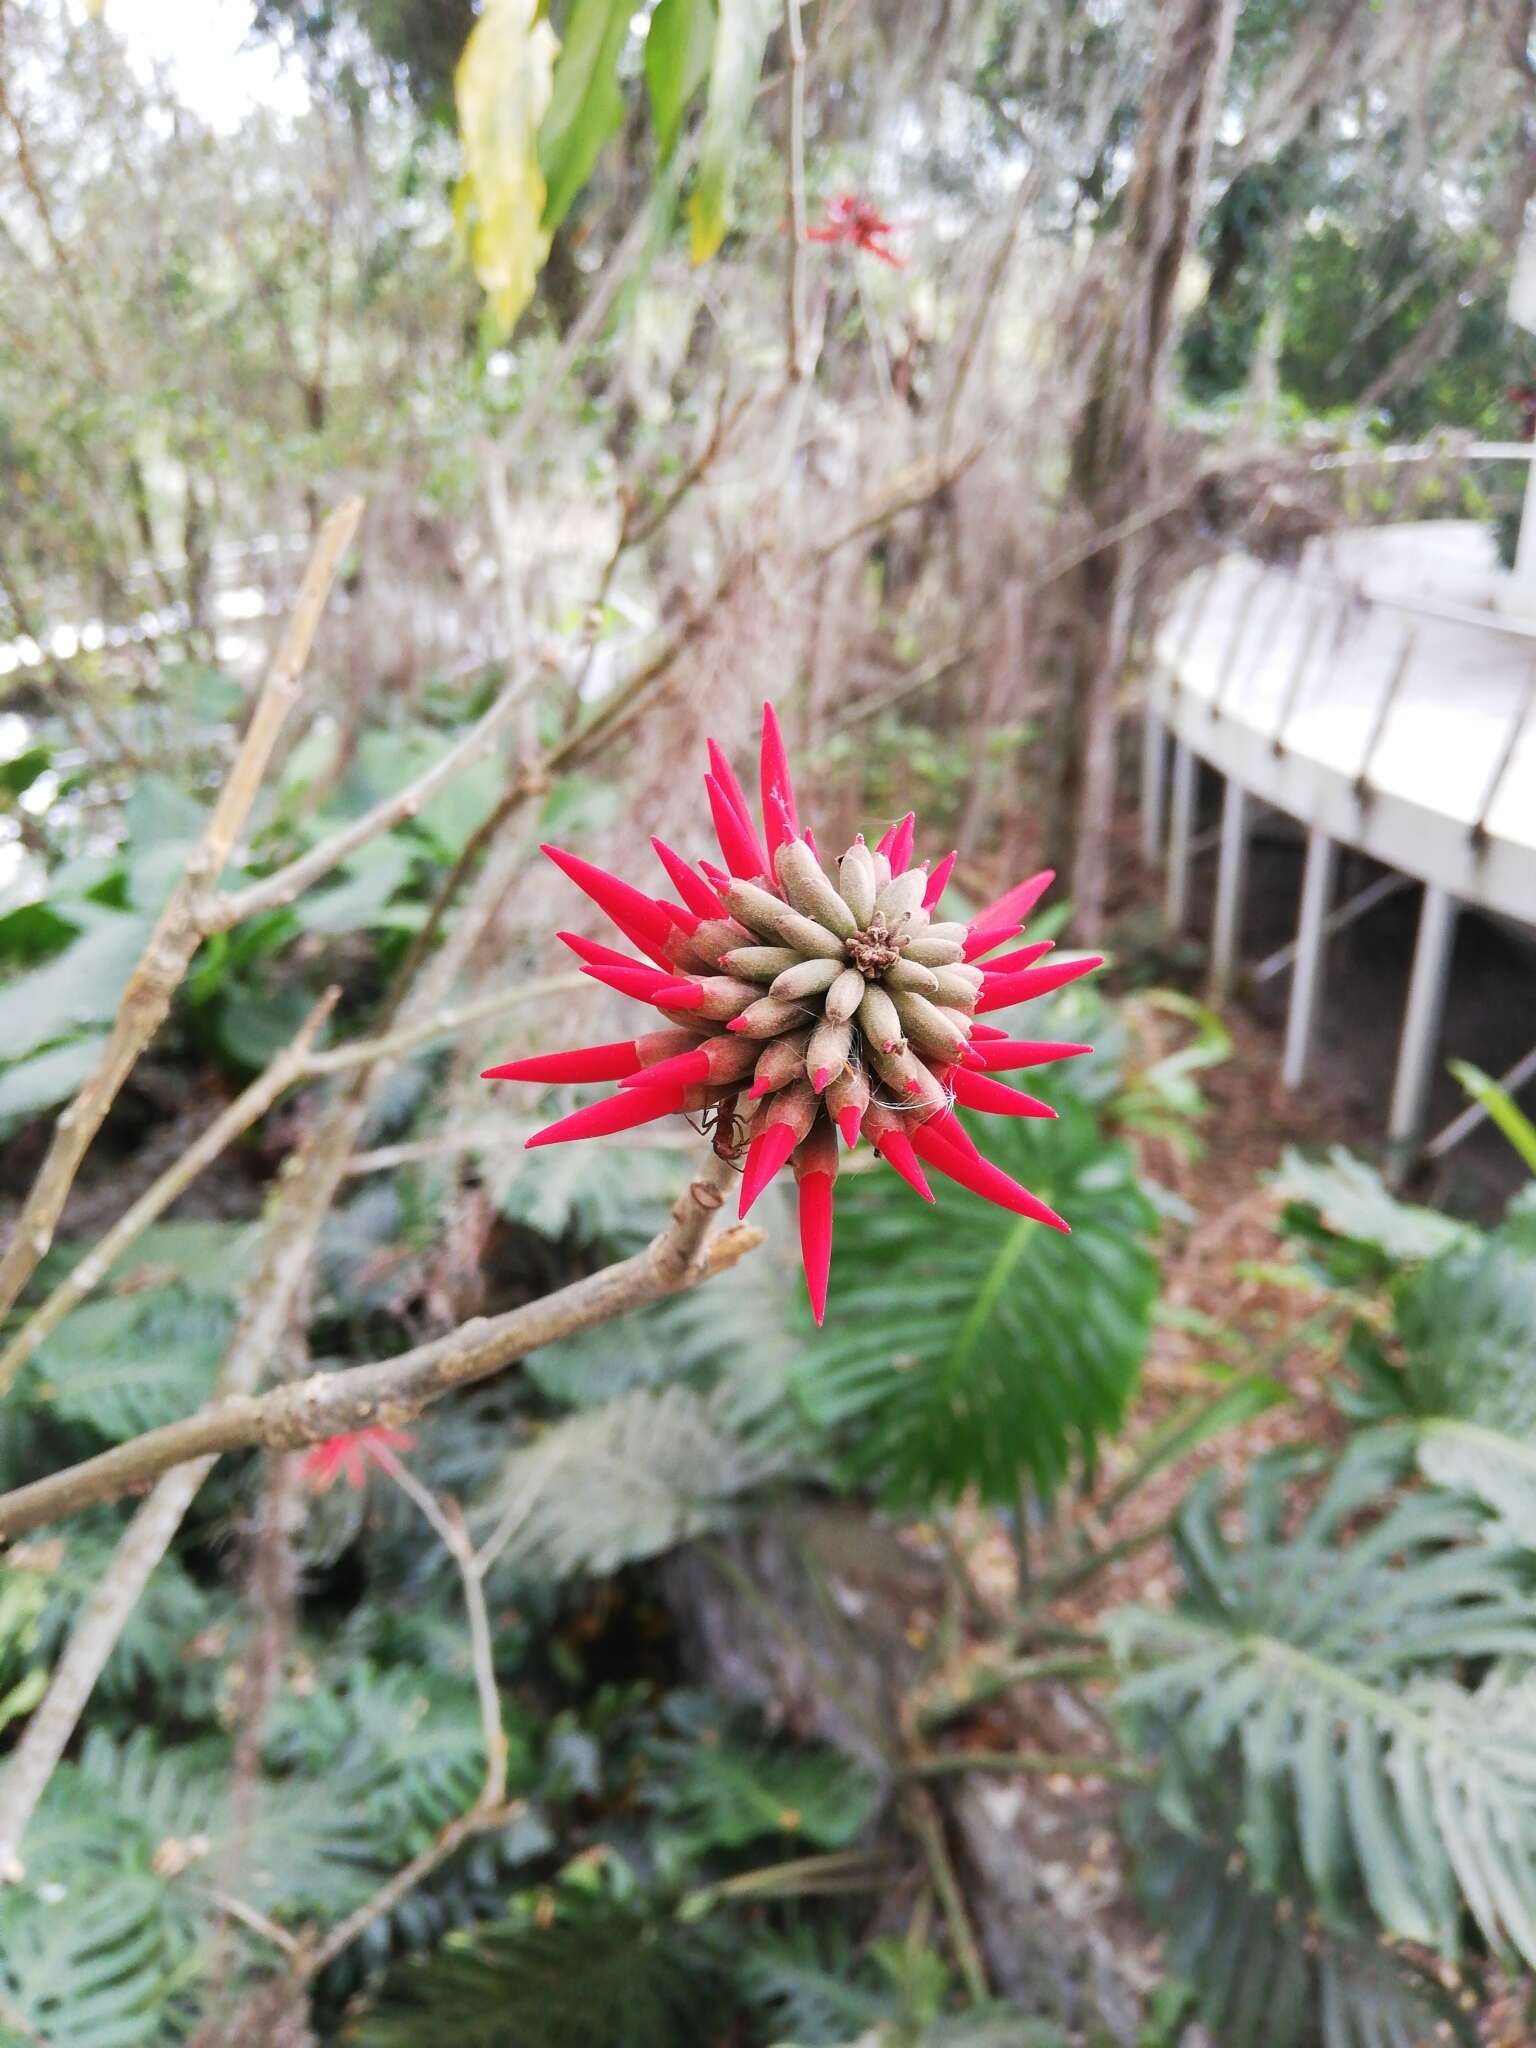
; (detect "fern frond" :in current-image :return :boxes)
[353,1901,728,2048]
[473,1385,790,1579]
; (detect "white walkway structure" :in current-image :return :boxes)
[1145,519,1536,1175]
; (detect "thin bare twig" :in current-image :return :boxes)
[0,498,363,1329]
[0,976,583,1396]
[783,0,809,384]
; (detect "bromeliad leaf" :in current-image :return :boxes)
[454,0,560,331]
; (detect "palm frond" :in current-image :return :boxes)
[795,1091,1158,1503]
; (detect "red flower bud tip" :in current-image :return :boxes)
[975,869,1056,931]
[955,1044,988,1070]
[982,940,1055,976]
[662,899,702,934]
[483,1040,643,1083]
[526,1084,689,1149]
[973,955,1102,1014]
[874,1127,934,1202]
[746,1071,775,1097]
[618,1046,712,1091]
[727,1016,752,1034]
[888,811,916,872]
[804,825,818,857]
[582,963,705,1009]
[651,837,727,921]
[969,1038,1093,1072]
[760,702,800,854]
[796,1170,834,1324]
[950,1069,1057,1118]
[706,775,773,881]
[962,921,1024,961]
[739,1122,799,1217]
[559,930,647,970]
[923,850,957,909]
[706,738,759,839]
[971,1022,1007,1039]
[540,844,676,965]
[834,1105,863,1147]
[699,857,732,892]
[875,820,897,857]
[911,1120,1068,1230]
[812,1066,832,1094]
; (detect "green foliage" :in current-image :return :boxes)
[540,0,632,233]
[1130,1807,1476,2048]
[646,0,715,162]
[473,1385,790,1579]
[686,0,776,262]
[796,1083,1158,1505]
[1111,1445,1536,1969]
[354,1899,729,2047]
[643,1694,877,1857]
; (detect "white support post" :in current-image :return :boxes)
[1140,701,1167,864]
[1164,740,1197,933]
[1386,884,1459,1181]
[1282,829,1337,1090]
[1208,779,1249,1004]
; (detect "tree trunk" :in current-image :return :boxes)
[1060,0,1238,931]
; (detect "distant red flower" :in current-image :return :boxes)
[483,705,1099,1326]
[1509,383,1536,441]
[300,1426,415,1492]
[805,192,906,267]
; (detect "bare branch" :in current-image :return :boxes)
[0,498,362,1327]
[205,677,531,933]
[0,1156,760,1541]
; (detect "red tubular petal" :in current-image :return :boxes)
[651,837,727,921]
[888,812,916,872]
[974,869,1056,930]
[910,1123,1069,1229]
[707,740,771,872]
[962,921,1023,961]
[969,1038,1092,1072]
[739,1123,799,1217]
[971,1022,1006,1039]
[558,930,648,970]
[982,940,1054,976]
[874,1127,934,1201]
[541,844,676,966]
[699,857,732,892]
[759,702,800,857]
[920,1108,980,1159]
[525,1084,688,1148]
[949,1070,1057,1118]
[617,1046,712,1091]
[875,821,897,856]
[923,851,957,909]
[973,955,1103,1014]
[796,1171,834,1324]
[482,1041,644,1083]
[581,964,705,1008]
[706,776,773,880]
[834,1105,863,1147]
[804,826,819,857]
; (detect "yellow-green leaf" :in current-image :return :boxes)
[686,0,774,264]
[454,0,561,333]
[645,0,716,163]
[540,0,632,232]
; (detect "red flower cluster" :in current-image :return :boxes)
[300,1426,415,1492]
[806,193,905,266]
[484,706,1099,1325]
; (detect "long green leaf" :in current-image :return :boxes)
[686,0,774,262]
[540,0,632,232]
[645,0,715,161]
